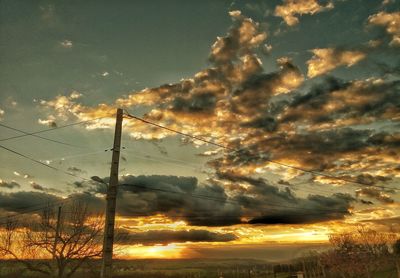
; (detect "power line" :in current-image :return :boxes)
[0,117,108,142]
[124,113,228,149]
[124,152,206,171]
[123,148,349,196]
[0,144,61,171]
[125,153,338,195]
[0,112,374,226]
[0,188,349,227]
[0,123,81,148]
[43,149,110,162]
[0,144,89,181]
[123,112,398,192]
[0,177,350,226]
[123,145,352,196]
[20,111,389,196]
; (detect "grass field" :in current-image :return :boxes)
[0,258,397,277]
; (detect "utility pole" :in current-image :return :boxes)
[101,108,123,278]
[52,206,62,259]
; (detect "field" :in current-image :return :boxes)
[0,258,397,278]
[0,258,286,278]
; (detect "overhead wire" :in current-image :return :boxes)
[123,111,398,192]
[0,144,90,181]
[0,111,379,227]
[0,123,82,148]
[124,152,206,171]
[0,174,350,226]
[2,111,389,196]
[0,117,111,181]
[122,148,339,196]
[42,148,111,163]
[0,173,351,230]
[0,117,108,142]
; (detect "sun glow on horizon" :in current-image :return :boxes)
[116,243,186,259]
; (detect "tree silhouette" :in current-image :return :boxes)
[0,201,103,277]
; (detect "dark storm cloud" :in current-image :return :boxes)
[109,173,353,226]
[0,191,62,214]
[94,174,352,226]
[87,175,242,226]
[0,180,21,189]
[0,191,104,219]
[216,173,354,224]
[116,229,237,245]
[112,175,242,227]
[247,192,354,224]
[0,172,355,227]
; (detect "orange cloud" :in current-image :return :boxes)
[307,48,366,78]
[38,11,398,209]
[368,11,400,47]
[275,0,333,26]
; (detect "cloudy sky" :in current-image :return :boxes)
[0,0,399,260]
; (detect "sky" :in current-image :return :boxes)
[0,0,399,261]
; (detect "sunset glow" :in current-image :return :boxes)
[0,0,399,266]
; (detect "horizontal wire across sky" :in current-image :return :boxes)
[0,111,397,225]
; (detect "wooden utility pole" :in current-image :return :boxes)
[52,206,62,259]
[101,108,123,278]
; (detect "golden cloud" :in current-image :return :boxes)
[307,48,366,78]
[274,0,333,26]
[368,11,400,47]
[38,11,399,207]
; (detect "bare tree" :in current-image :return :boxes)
[394,239,400,278]
[0,201,103,277]
[321,226,398,278]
